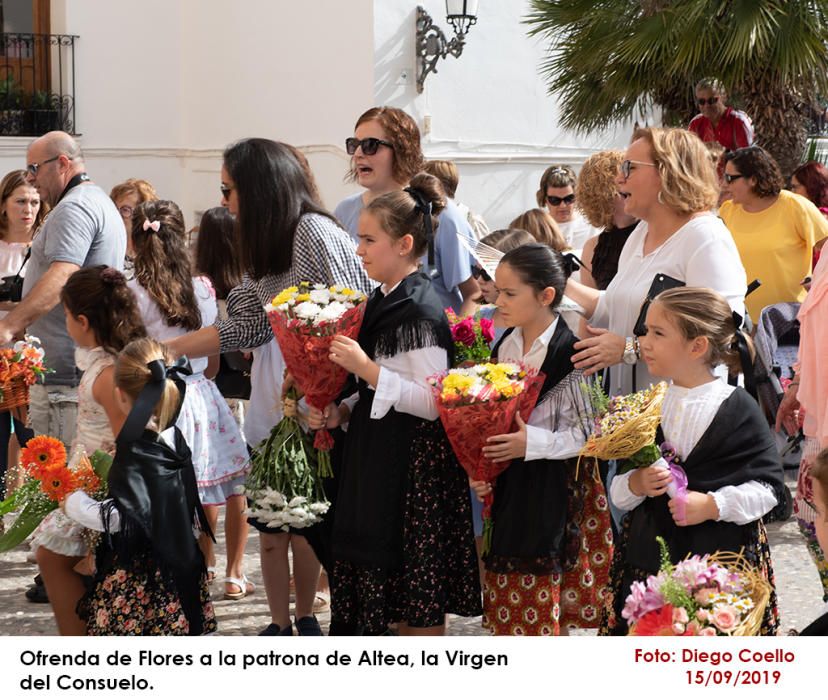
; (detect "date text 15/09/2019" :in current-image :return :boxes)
[634,649,795,665]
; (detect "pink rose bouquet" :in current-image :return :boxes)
[445,309,495,365]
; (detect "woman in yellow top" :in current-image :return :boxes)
[719,146,828,320]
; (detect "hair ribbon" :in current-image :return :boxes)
[403,186,434,268]
[143,219,161,233]
[730,310,757,399]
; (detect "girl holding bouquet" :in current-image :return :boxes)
[308,173,481,635]
[603,287,786,635]
[128,200,251,601]
[65,338,216,635]
[34,266,146,635]
[470,244,610,636]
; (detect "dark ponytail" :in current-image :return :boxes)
[499,243,568,311]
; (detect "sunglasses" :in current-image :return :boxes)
[723,173,744,184]
[471,265,491,282]
[345,137,394,156]
[546,194,575,206]
[619,159,658,180]
[220,184,233,199]
[697,96,719,106]
[26,154,61,177]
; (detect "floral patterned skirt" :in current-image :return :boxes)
[483,461,613,635]
[79,554,216,636]
[331,421,481,634]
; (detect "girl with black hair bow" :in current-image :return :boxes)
[308,173,481,636]
[65,338,216,635]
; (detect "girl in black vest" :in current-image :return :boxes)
[471,244,611,635]
[602,287,785,635]
[308,173,480,635]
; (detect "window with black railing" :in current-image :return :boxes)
[0,31,77,136]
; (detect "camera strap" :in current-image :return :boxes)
[56,172,90,204]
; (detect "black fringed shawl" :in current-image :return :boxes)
[625,388,785,574]
[331,272,454,568]
[101,425,211,635]
[485,320,593,574]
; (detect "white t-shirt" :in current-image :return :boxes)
[128,275,216,376]
[558,213,601,252]
[592,214,746,395]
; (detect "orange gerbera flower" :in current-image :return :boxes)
[21,436,67,478]
[39,465,77,502]
[630,605,676,636]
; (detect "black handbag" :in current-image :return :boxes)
[0,246,30,303]
[632,273,685,337]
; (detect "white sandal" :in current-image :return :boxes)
[223,575,255,601]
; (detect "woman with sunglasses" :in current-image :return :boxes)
[334,107,479,316]
[535,164,600,251]
[563,127,746,396]
[720,146,828,321]
[688,78,753,152]
[166,138,372,636]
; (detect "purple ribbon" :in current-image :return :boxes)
[661,442,688,521]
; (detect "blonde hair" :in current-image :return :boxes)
[509,208,567,252]
[634,128,719,215]
[576,150,624,229]
[115,338,181,431]
[652,287,752,374]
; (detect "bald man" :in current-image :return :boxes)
[0,131,124,450]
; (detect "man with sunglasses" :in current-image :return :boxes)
[688,77,753,151]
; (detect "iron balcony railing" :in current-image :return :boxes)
[0,32,78,136]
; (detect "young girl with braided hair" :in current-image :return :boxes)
[309,172,481,635]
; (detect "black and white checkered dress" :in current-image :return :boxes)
[216,212,374,353]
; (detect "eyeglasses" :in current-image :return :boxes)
[723,173,744,184]
[26,154,61,177]
[619,160,658,180]
[345,137,394,156]
[118,205,134,218]
[546,194,575,206]
[697,96,720,106]
[471,265,491,282]
[220,184,234,199]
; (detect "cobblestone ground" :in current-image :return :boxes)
[0,472,823,636]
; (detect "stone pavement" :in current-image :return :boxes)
[0,471,823,636]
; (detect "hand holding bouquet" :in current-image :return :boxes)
[430,361,543,550]
[625,537,770,636]
[265,282,368,475]
[0,437,111,552]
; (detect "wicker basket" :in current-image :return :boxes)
[581,381,668,461]
[0,376,29,412]
[707,550,772,636]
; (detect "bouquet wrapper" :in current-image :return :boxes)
[267,302,366,476]
[433,370,542,555]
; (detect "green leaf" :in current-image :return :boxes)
[88,450,113,482]
[0,499,56,553]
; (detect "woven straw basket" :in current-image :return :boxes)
[0,376,29,412]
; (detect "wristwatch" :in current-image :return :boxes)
[623,336,639,365]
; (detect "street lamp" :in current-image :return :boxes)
[415,1,479,93]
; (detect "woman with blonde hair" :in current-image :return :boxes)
[574,150,639,290]
[564,127,746,395]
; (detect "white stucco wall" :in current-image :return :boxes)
[0,0,642,233]
[371,0,639,228]
[0,0,375,224]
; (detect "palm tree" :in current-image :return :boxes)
[525,0,828,175]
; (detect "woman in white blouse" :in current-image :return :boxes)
[565,127,747,395]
